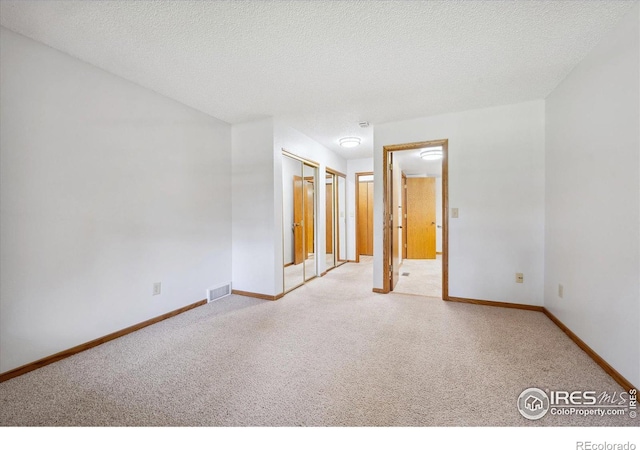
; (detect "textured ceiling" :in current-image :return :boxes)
[393,149,442,178]
[0,0,636,159]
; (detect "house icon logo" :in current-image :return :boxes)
[525,395,543,411]
[518,388,550,420]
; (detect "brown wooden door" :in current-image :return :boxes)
[366,181,373,255]
[305,180,314,258]
[406,177,436,259]
[325,182,333,253]
[293,175,304,264]
[402,173,407,259]
[358,181,374,256]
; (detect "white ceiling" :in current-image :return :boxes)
[392,148,442,178]
[0,1,636,160]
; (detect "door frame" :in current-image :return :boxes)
[382,139,449,298]
[355,171,374,263]
[326,167,348,270]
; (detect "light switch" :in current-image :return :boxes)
[451,208,459,218]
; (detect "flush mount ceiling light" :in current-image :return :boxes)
[339,137,361,148]
[419,146,443,161]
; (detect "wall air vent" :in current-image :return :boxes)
[207,282,232,303]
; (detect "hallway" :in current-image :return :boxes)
[393,255,442,298]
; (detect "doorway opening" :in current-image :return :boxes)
[382,139,449,299]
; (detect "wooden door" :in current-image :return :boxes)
[305,180,314,257]
[406,177,436,259]
[357,182,368,256]
[293,175,304,264]
[325,182,333,253]
[402,173,407,259]
[358,181,374,256]
[366,181,373,255]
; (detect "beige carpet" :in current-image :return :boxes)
[284,262,304,292]
[0,257,634,426]
[394,256,442,298]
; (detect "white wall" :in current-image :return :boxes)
[0,28,232,373]
[374,100,546,306]
[545,4,640,387]
[346,157,374,260]
[274,122,347,283]
[231,118,277,296]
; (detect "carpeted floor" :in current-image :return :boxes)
[0,258,634,426]
[394,256,442,298]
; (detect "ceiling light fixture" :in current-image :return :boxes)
[419,146,443,161]
[339,137,361,148]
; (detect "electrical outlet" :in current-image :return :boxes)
[451,208,459,218]
[516,273,524,283]
[153,282,161,296]
[558,284,563,298]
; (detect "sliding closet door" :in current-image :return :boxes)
[325,172,335,269]
[303,163,317,281]
[283,155,305,292]
[336,174,347,265]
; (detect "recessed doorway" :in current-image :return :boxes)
[382,140,449,299]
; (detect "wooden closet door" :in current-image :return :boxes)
[358,181,374,256]
[293,175,304,264]
[326,183,333,253]
[366,181,374,255]
[406,177,436,259]
[358,182,368,256]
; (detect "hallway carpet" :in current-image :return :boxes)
[394,256,442,298]
[0,259,634,426]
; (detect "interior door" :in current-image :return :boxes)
[336,175,347,264]
[304,179,314,258]
[325,180,333,254]
[366,181,373,255]
[293,175,304,264]
[303,164,317,280]
[357,181,370,256]
[406,177,436,259]
[402,172,407,260]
